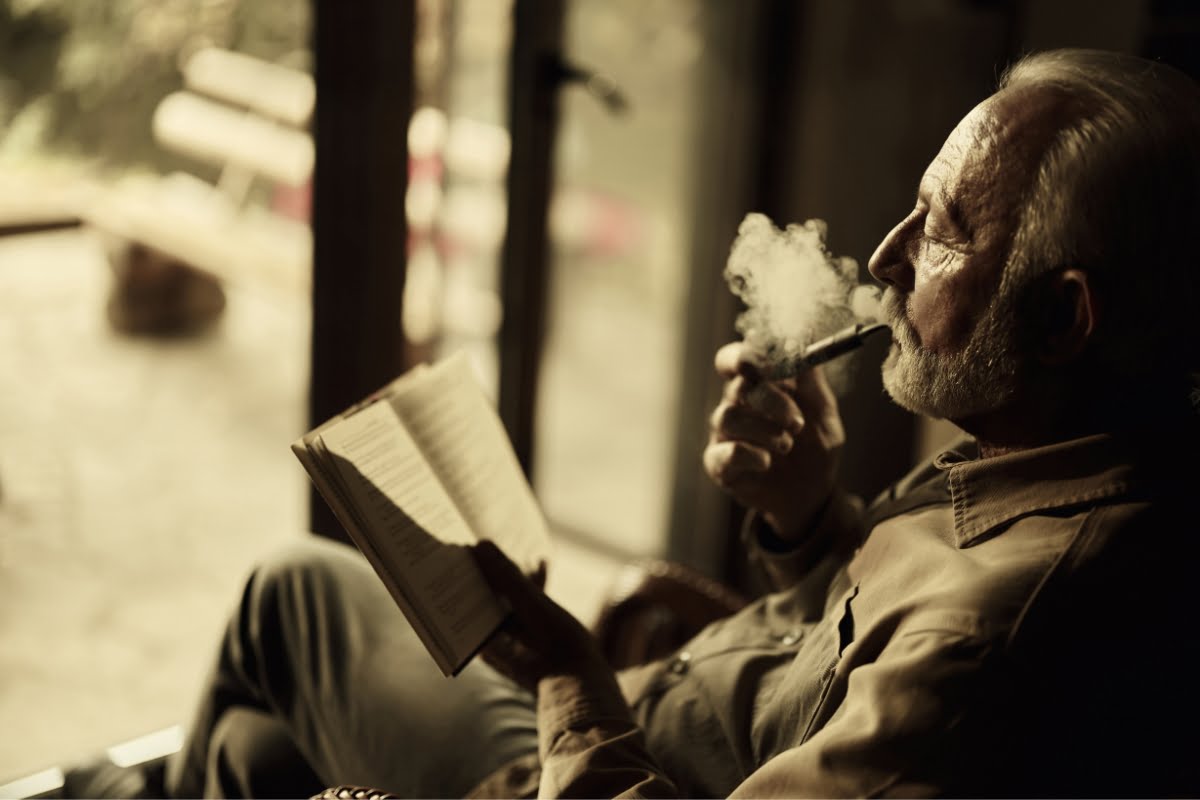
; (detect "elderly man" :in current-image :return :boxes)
[471,48,1200,797]
[68,48,1200,798]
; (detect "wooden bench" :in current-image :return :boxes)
[83,47,315,298]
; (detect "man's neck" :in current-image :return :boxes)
[952,388,1196,459]
[963,422,1074,460]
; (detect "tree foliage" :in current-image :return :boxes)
[0,0,309,172]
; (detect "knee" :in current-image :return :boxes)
[238,536,362,640]
[252,537,356,597]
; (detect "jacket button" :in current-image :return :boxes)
[669,651,692,674]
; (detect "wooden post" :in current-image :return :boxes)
[496,0,564,478]
[309,0,414,540]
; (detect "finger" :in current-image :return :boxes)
[474,542,563,630]
[474,540,534,602]
[784,364,839,412]
[481,627,519,663]
[724,381,805,435]
[714,341,765,381]
[709,402,794,454]
[479,629,536,687]
[721,374,747,404]
[703,439,771,486]
[485,627,530,662]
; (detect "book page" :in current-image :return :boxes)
[386,352,551,575]
[317,401,505,673]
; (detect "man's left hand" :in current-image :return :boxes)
[472,540,612,693]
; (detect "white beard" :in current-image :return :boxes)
[880,289,1024,420]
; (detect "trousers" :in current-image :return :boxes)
[164,536,539,798]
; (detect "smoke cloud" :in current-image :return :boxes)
[724,213,882,371]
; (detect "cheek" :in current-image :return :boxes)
[909,269,980,352]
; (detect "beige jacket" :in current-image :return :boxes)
[484,426,1200,798]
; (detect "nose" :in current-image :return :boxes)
[867,212,917,291]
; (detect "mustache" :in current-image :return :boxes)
[882,289,904,322]
[882,289,919,349]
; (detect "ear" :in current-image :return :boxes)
[1037,268,1099,365]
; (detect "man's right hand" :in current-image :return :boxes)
[702,341,845,544]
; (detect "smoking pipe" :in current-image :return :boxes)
[766,322,891,379]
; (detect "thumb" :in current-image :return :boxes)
[473,539,523,590]
[473,540,549,623]
[474,540,547,589]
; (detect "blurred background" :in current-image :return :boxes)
[0,0,1196,785]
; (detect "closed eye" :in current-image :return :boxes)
[923,213,958,242]
[915,179,971,246]
[923,205,971,251]
[936,188,972,243]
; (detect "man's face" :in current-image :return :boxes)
[867,88,1055,420]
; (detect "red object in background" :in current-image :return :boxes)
[581,190,643,260]
[272,179,312,223]
[409,153,445,184]
[270,152,444,228]
[267,158,643,266]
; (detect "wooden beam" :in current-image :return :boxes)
[496,0,564,478]
[309,0,414,540]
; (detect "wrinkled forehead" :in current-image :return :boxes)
[924,86,1070,235]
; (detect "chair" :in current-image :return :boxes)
[85,45,315,319]
[591,558,749,669]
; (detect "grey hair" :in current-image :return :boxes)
[996,49,1200,392]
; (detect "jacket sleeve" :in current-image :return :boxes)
[535,671,678,799]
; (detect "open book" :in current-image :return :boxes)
[292,352,551,676]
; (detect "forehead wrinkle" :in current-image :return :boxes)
[920,92,1056,252]
[972,91,1068,235]
[982,87,1073,183]
[951,109,1022,229]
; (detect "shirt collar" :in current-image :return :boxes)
[933,426,1188,548]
